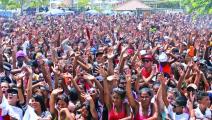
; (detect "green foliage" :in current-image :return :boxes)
[29,0,49,8]
[156,0,181,9]
[7,1,20,10]
[0,0,10,9]
[78,0,89,8]
[0,0,49,10]
[183,0,212,14]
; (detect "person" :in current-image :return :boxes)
[140,54,156,83]
[191,91,212,119]
[126,71,158,120]
[29,94,52,119]
[104,73,131,120]
[50,88,69,119]
[0,12,211,120]
[161,74,190,120]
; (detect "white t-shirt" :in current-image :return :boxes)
[194,106,211,119]
[165,104,190,120]
[0,95,23,120]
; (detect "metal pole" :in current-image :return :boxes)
[50,0,52,10]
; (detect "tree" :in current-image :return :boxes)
[183,0,212,14]
[29,0,49,8]
[156,0,181,9]
[78,0,89,8]
[0,0,10,10]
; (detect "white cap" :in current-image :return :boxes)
[140,50,147,56]
[158,52,168,62]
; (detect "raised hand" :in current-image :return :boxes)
[121,45,129,53]
[187,60,193,68]
[96,66,108,78]
[177,67,184,77]
[83,73,95,81]
[158,73,167,85]
[26,66,33,74]
[51,65,60,75]
[51,88,63,95]
[125,69,132,83]
[123,52,128,59]
[107,47,115,59]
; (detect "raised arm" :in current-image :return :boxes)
[177,67,186,95]
[188,92,195,120]
[26,67,33,103]
[125,71,138,111]
[83,73,104,103]
[71,74,83,94]
[38,58,53,91]
[160,74,169,107]
[50,88,63,117]
[102,67,112,110]
[200,71,209,91]
[12,44,17,69]
[85,94,98,120]
[15,74,26,105]
[147,102,158,120]
[0,46,3,73]
[51,65,60,89]
[107,47,115,75]
[118,46,129,73]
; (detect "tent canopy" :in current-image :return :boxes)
[114,0,151,11]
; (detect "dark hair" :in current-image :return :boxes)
[68,88,79,102]
[153,82,160,88]
[197,91,209,101]
[56,94,69,104]
[112,87,126,100]
[139,87,153,97]
[32,94,46,112]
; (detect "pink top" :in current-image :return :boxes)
[134,102,152,120]
[109,104,127,120]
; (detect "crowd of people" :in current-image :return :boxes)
[0,12,211,120]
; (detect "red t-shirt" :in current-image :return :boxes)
[141,67,151,78]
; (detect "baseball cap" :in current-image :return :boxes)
[141,54,153,60]
[187,83,197,92]
[16,50,25,58]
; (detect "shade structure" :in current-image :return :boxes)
[114,0,151,11]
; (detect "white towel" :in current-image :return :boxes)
[23,105,39,120]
